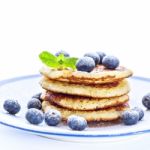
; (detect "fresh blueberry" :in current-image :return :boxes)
[102,55,119,69]
[67,115,87,131]
[45,109,61,126]
[76,56,95,72]
[27,98,42,110]
[32,93,42,101]
[84,52,100,65]
[122,110,139,125]
[3,99,21,115]
[55,50,70,57]
[142,93,150,109]
[96,51,106,64]
[25,108,44,125]
[132,107,144,120]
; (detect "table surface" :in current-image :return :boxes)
[1,0,150,149]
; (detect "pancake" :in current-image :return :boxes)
[41,91,129,110]
[42,101,129,122]
[40,77,130,98]
[40,65,133,85]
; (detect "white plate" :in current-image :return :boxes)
[0,75,150,142]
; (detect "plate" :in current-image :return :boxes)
[0,74,150,142]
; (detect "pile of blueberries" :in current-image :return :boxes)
[76,52,119,72]
[3,92,150,129]
[3,93,87,131]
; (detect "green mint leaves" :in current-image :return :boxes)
[39,51,78,70]
[39,51,59,68]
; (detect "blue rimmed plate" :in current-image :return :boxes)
[0,75,150,142]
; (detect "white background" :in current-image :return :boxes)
[0,0,150,79]
[0,0,150,150]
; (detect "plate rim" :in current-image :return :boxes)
[0,74,150,138]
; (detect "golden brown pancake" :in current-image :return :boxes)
[40,77,130,98]
[41,91,129,110]
[42,101,129,122]
[40,65,133,85]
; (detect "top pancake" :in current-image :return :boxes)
[40,65,133,84]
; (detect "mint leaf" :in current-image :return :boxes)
[39,51,78,70]
[64,57,78,70]
[39,51,59,68]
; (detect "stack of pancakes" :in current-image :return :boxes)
[40,65,132,122]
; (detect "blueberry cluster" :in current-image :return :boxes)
[122,107,144,125]
[121,93,150,126]
[25,93,62,126]
[76,51,120,72]
[2,93,88,130]
[25,93,43,124]
[2,91,150,129]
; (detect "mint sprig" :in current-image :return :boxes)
[39,51,78,70]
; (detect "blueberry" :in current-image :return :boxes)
[32,93,42,101]
[122,110,139,125]
[102,55,119,69]
[3,99,21,115]
[25,108,44,125]
[96,51,106,64]
[55,50,70,57]
[84,52,100,65]
[45,109,61,126]
[76,57,95,72]
[27,98,42,110]
[142,93,150,109]
[67,115,87,131]
[132,107,144,120]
